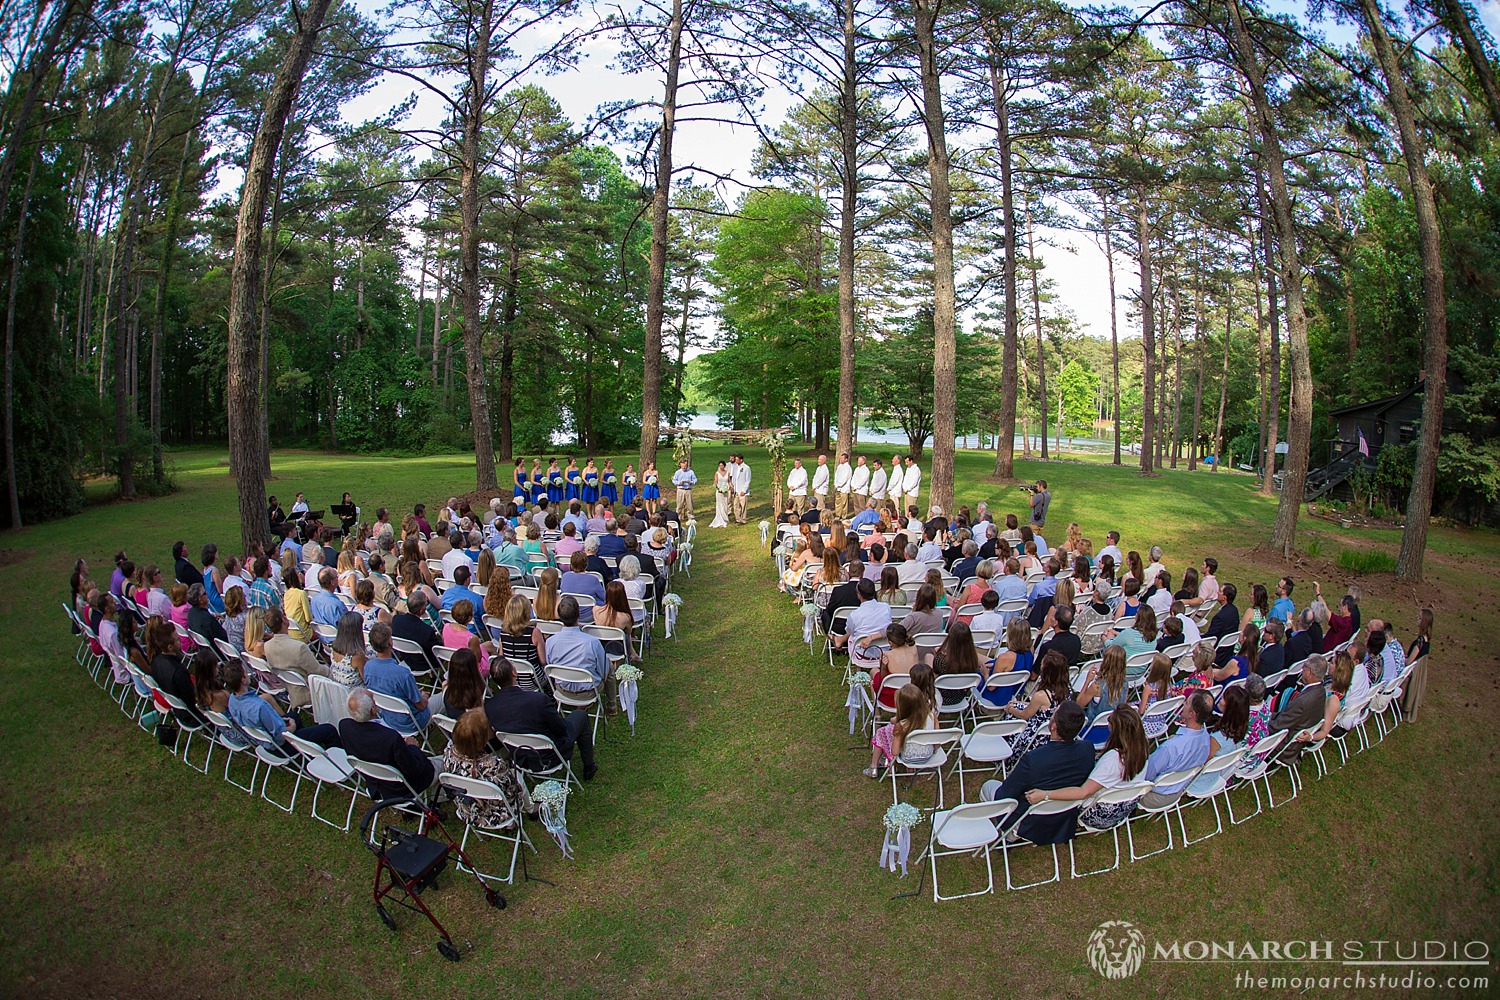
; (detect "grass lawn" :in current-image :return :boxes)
[2,442,1495,997]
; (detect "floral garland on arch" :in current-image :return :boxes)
[672,432,693,469]
[757,430,786,512]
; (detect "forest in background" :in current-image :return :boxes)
[1,0,1496,580]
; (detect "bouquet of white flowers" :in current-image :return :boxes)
[881,803,922,876]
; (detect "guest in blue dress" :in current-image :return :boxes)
[546,459,563,503]
[581,459,600,504]
[641,462,661,515]
[565,459,580,502]
[601,459,619,505]
[622,464,638,507]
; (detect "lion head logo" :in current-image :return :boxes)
[1086,920,1146,979]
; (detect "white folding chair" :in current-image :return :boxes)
[1079,710,1113,752]
[949,718,1025,798]
[975,670,1029,717]
[1224,729,1292,824]
[889,728,961,809]
[237,721,306,813]
[347,757,433,843]
[1069,782,1155,877]
[1124,763,1205,860]
[913,633,945,656]
[437,772,534,885]
[200,708,259,790]
[927,798,1019,901]
[1006,798,1084,890]
[544,663,605,742]
[934,672,983,731]
[283,732,361,832]
[1175,747,1249,845]
[496,730,581,791]
[370,689,424,739]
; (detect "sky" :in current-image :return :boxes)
[337,0,1500,352]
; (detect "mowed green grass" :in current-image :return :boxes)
[1,442,1496,998]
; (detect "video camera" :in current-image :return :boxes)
[1018,485,1037,495]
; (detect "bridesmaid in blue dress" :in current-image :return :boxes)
[546,459,563,503]
[513,459,529,502]
[601,459,619,505]
[581,459,600,504]
[565,458,581,502]
[641,462,661,515]
[622,464,638,507]
[530,459,545,503]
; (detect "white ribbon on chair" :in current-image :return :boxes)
[880,803,921,876]
[663,593,683,638]
[846,671,873,734]
[801,604,819,651]
[532,779,573,858]
[678,540,693,575]
[759,520,771,546]
[616,665,642,733]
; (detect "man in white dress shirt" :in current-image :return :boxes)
[868,459,888,506]
[811,453,830,510]
[731,453,752,525]
[834,453,853,516]
[786,458,809,514]
[903,456,921,507]
[886,456,905,509]
[1098,531,1123,570]
[849,456,870,511]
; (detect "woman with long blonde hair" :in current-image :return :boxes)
[534,567,561,621]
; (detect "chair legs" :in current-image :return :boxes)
[454,821,534,886]
[259,756,302,814]
[930,841,997,901]
[1004,839,1061,891]
[1126,809,1176,861]
[309,776,359,833]
[1176,795,1225,846]
[1069,828,1123,878]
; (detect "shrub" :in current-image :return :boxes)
[1305,538,1324,558]
[1336,548,1397,574]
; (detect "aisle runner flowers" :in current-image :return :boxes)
[533,780,573,858]
[802,603,819,651]
[759,520,771,546]
[881,803,922,876]
[663,593,683,638]
[846,670,874,734]
[616,664,642,733]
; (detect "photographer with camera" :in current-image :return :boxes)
[1024,479,1051,528]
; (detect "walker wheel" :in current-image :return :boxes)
[437,939,461,962]
[486,888,507,909]
[375,903,396,931]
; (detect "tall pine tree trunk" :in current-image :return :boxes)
[1135,188,1156,474]
[639,0,682,475]
[1103,192,1120,466]
[1027,200,1047,460]
[226,0,337,552]
[460,0,499,492]
[1358,0,1448,581]
[835,0,859,465]
[1230,0,1311,556]
[985,30,1019,479]
[3,151,39,528]
[1212,299,1231,473]
[914,0,956,514]
[1257,180,1281,496]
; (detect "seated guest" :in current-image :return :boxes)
[915,525,944,563]
[929,621,983,707]
[226,660,338,753]
[361,623,431,735]
[1037,604,1082,667]
[849,499,882,532]
[876,565,907,606]
[1076,644,1130,724]
[1270,576,1296,627]
[1294,649,1365,746]
[430,647,487,720]
[545,596,611,693]
[185,583,228,651]
[835,579,892,669]
[1075,580,1115,655]
[1105,605,1159,674]
[821,560,863,635]
[1284,607,1319,667]
[444,600,491,678]
[968,588,1006,639]
[1168,599,1201,644]
[442,707,532,827]
[1269,654,1331,755]
[900,583,946,638]
[559,551,606,624]
[896,544,928,585]
[1322,594,1356,652]
[1186,685,1250,795]
[191,648,229,716]
[981,701,1093,842]
[596,519,628,559]
[497,595,546,684]
[485,658,597,780]
[1137,690,1214,807]
[992,557,1028,604]
[309,567,346,628]
[1026,704,1149,831]
[390,590,440,673]
[1206,582,1240,641]
[554,522,584,558]
[339,688,436,796]
[145,618,201,726]
[262,606,330,711]
[865,681,939,777]
[440,564,483,612]
[870,623,922,710]
[1258,619,1286,676]
[585,535,618,583]
[1213,623,1260,683]
[173,540,204,587]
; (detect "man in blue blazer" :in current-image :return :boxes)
[982,700,1094,844]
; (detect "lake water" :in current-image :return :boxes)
[684,413,1122,453]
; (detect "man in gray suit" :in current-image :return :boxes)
[1269,654,1330,758]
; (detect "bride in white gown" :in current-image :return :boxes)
[710,461,731,528]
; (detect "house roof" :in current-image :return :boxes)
[1329,383,1422,419]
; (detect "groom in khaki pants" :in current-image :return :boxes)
[731,453,751,524]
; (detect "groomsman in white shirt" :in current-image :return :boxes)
[812,453,830,511]
[849,455,870,511]
[868,459,888,507]
[887,455,905,510]
[834,453,853,516]
[786,458,809,514]
[903,456,921,508]
[731,453,752,524]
